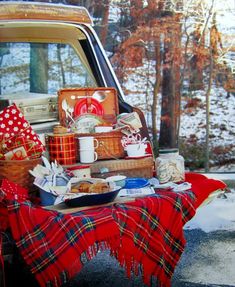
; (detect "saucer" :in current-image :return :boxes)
[125,154,152,159]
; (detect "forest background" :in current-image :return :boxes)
[3,0,235,172]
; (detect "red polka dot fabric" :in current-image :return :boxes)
[0,103,44,159]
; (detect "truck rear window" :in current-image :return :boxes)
[0,42,97,96]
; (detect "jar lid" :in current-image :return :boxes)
[159,148,179,154]
[47,132,75,137]
[67,165,90,171]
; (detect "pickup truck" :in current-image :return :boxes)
[0,1,149,138]
[0,2,151,285]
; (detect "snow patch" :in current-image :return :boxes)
[184,189,235,232]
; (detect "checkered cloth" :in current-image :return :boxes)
[0,173,226,287]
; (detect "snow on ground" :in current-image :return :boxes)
[180,87,235,148]
[184,189,235,232]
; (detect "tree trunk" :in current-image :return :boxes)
[152,35,161,155]
[174,15,182,144]
[129,0,144,30]
[189,27,204,91]
[205,53,213,172]
[159,24,181,148]
[30,43,48,93]
[56,44,66,87]
[159,33,173,148]
[99,0,110,46]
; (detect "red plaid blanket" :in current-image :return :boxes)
[0,173,226,287]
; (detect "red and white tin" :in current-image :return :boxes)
[67,165,91,178]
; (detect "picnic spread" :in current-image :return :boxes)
[0,87,227,287]
[0,173,226,287]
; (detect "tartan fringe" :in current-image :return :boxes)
[43,242,112,287]
[85,241,111,261]
[81,240,161,286]
[81,240,114,268]
[109,247,170,287]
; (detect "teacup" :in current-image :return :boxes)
[125,143,146,157]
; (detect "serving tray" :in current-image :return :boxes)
[64,187,121,207]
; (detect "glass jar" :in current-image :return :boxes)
[155,148,185,184]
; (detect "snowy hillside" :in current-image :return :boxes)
[180,87,235,148]
[106,0,235,171]
[114,40,235,170]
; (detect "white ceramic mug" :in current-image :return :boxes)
[79,149,98,163]
[125,143,146,157]
[78,136,98,151]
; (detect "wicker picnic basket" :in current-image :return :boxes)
[90,156,154,178]
[0,158,42,191]
[58,87,119,127]
[76,130,125,160]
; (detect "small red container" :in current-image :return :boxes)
[66,165,91,178]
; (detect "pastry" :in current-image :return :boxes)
[71,181,92,193]
[71,181,110,194]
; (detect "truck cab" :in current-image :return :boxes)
[0,1,149,138]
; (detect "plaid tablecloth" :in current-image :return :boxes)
[0,173,226,287]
